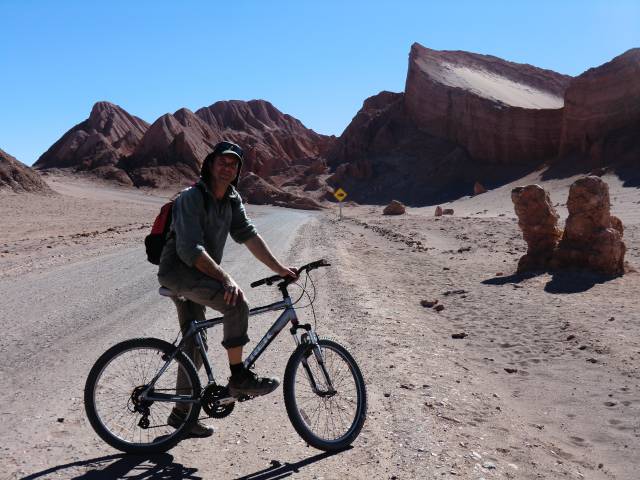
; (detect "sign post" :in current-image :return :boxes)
[333,187,348,220]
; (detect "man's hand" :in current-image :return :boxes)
[276,266,299,280]
[222,275,244,306]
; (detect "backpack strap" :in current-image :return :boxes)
[193,182,210,213]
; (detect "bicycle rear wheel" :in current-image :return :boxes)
[283,338,367,451]
[84,337,201,454]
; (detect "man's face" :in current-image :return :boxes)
[210,154,240,186]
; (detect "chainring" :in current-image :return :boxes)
[201,384,235,418]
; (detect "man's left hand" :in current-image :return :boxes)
[277,266,299,280]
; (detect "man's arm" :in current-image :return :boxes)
[244,234,298,278]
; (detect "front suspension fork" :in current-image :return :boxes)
[291,324,335,395]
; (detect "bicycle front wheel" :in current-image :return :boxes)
[284,338,367,451]
[84,337,201,454]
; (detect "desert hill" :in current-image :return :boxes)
[0,148,53,194]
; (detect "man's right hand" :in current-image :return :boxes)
[222,276,244,306]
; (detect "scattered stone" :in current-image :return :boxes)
[451,332,467,339]
[482,461,497,470]
[511,184,561,272]
[566,335,576,341]
[442,208,454,215]
[474,181,487,195]
[56,418,64,423]
[604,401,617,407]
[383,200,406,215]
[586,358,598,363]
[435,206,443,216]
[434,304,445,312]
[443,289,467,296]
[608,316,615,321]
[579,345,587,350]
[420,299,438,308]
[495,272,504,276]
[383,392,391,398]
[504,368,518,374]
[400,384,415,390]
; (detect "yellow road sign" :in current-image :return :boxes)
[333,187,347,202]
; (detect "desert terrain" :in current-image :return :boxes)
[0,171,638,479]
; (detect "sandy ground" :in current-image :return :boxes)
[1,171,639,479]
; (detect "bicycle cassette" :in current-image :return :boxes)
[201,384,235,418]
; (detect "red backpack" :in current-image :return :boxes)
[144,183,209,265]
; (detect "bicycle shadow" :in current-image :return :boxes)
[234,449,347,480]
[21,453,201,480]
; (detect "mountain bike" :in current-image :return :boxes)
[84,259,367,454]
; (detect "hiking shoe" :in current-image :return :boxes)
[228,369,280,397]
[167,409,214,438]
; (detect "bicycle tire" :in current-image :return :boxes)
[84,337,201,454]
[284,338,367,451]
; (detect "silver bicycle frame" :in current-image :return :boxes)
[143,296,303,402]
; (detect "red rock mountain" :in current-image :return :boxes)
[35,102,149,185]
[36,99,334,191]
[329,44,640,205]
[0,148,53,193]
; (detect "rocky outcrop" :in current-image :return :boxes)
[552,177,626,276]
[405,43,571,163]
[196,100,335,178]
[239,172,325,210]
[559,48,640,164]
[383,200,406,215]
[36,100,335,192]
[0,148,54,193]
[35,102,149,175]
[511,185,562,272]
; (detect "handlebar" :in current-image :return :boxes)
[250,259,331,288]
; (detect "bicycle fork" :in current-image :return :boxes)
[295,328,336,396]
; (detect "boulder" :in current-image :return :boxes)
[474,181,487,195]
[239,172,325,210]
[442,208,454,215]
[435,205,443,216]
[383,200,406,215]
[552,176,626,276]
[511,184,561,272]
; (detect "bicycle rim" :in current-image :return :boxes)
[91,345,197,448]
[291,342,365,444]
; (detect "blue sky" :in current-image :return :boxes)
[1,0,638,166]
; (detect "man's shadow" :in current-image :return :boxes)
[482,269,617,293]
[21,453,200,480]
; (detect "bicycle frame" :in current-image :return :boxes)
[142,289,326,404]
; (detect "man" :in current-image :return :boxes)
[158,140,297,437]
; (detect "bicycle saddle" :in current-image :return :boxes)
[158,286,177,297]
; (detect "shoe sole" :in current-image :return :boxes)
[228,383,279,398]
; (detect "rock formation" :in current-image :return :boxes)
[35,101,149,185]
[0,148,54,193]
[552,177,626,276]
[511,185,562,272]
[34,100,335,205]
[559,48,640,165]
[239,172,325,210]
[383,200,406,215]
[435,206,443,216]
[474,182,487,195]
[404,43,571,163]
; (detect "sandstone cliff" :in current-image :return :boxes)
[404,43,571,163]
[559,48,640,164]
[1,148,54,193]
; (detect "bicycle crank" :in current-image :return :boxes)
[201,384,235,418]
